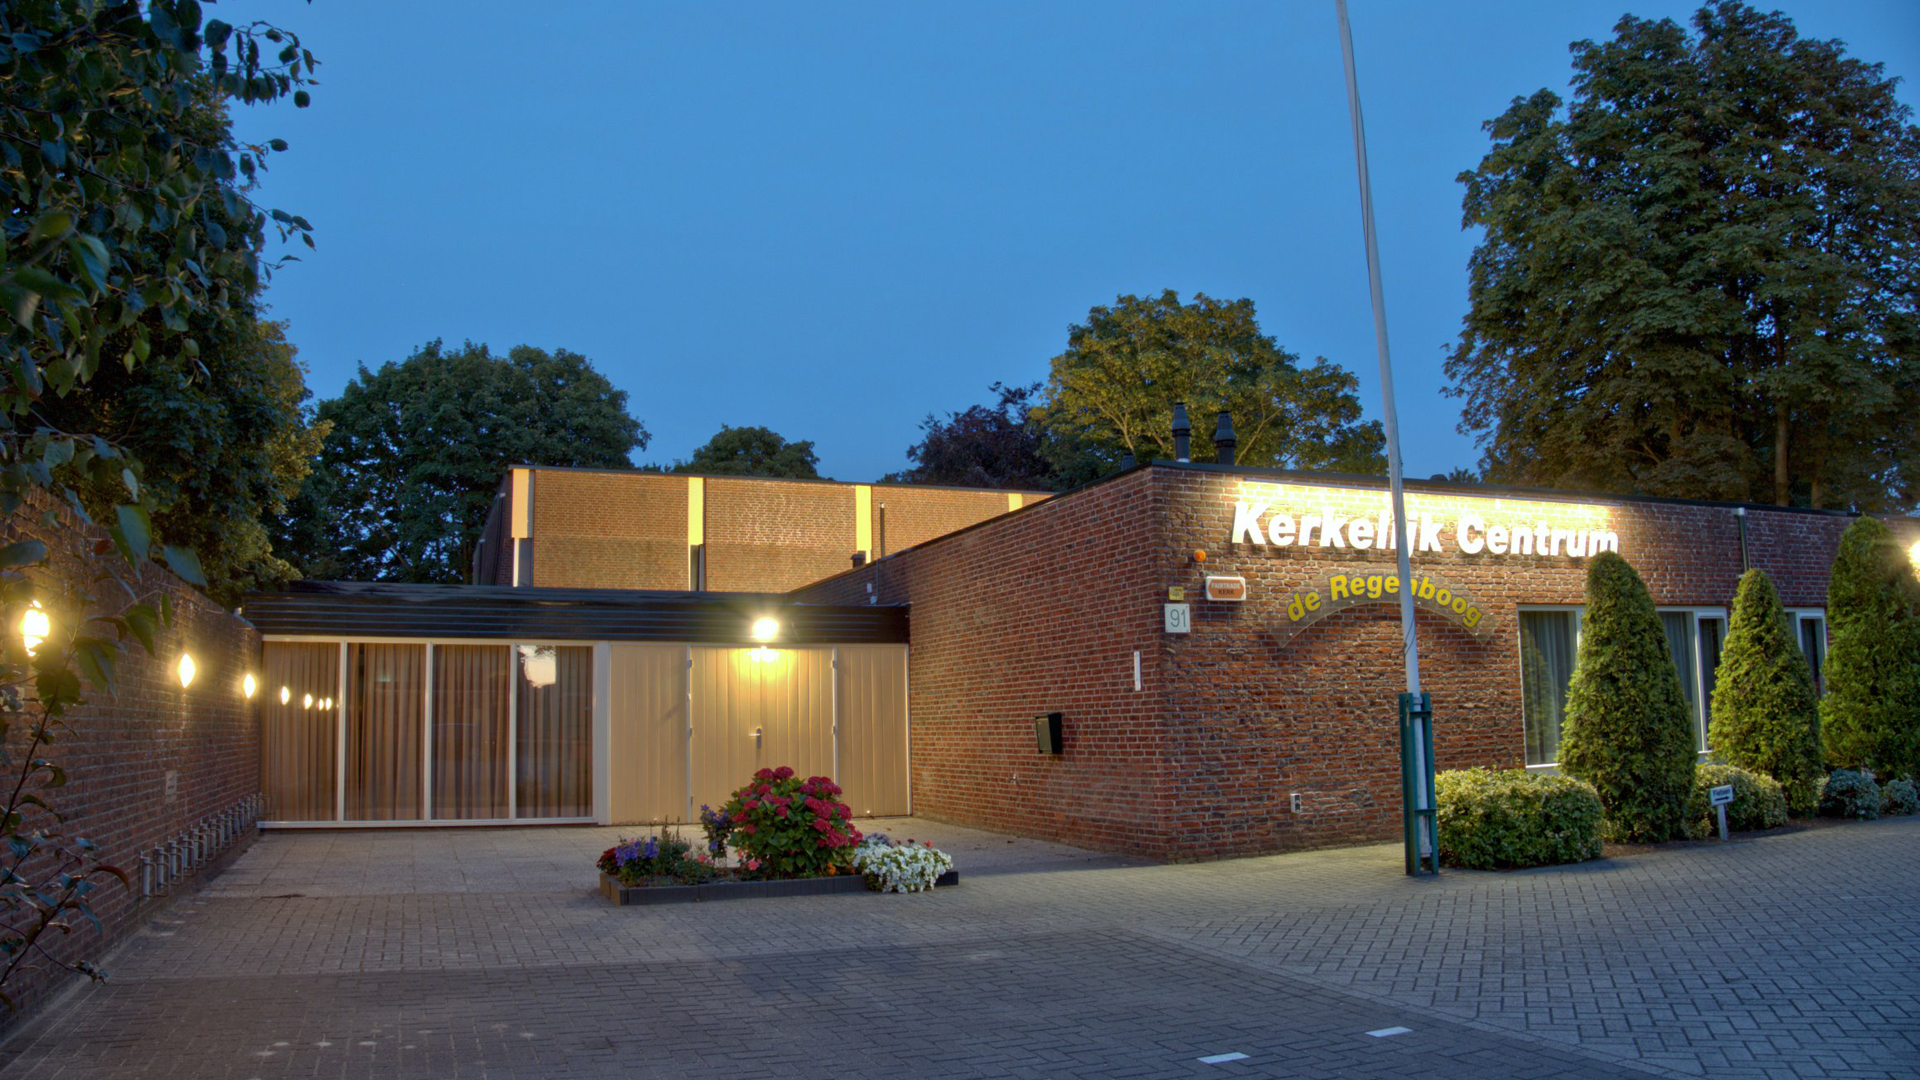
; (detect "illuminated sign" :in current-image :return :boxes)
[1273,569,1492,645]
[1231,502,1618,559]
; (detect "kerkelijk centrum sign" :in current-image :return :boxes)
[1226,500,1623,645]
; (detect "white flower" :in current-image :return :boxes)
[851,840,952,893]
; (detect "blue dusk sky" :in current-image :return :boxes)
[232,1,1920,482]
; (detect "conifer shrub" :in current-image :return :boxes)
[1685,764,1788,836]
[1879,776,1918,817]
[1707,569,1824,815]
[1817,769,1883,820]
[1821,518,1920,779]
[1558,552,1698,842]
[1434,768,1603,869]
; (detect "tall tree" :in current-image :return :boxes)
[1039,290,1385,484]
[889,382,1058,490]
[1448,2,1920,511]
[280,342,645,583]
[672,426,819,479]
[1708,568,1823,815]
[1558,552,1698,842]
[1820,517,1920,778]
[2,0,314,1004]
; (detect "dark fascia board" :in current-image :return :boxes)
[242,581,908,645]
[504,462,1054,498]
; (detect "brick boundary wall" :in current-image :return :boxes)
[1,493,260,1021]
[795,465,1879,861]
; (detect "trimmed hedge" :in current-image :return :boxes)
[1707,569,1823,816]
[1686,764,1788,837]
[1435,768,1603,870]
[1818,769,1884,820]
[1559,552,1698,842]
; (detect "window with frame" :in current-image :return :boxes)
[1787,610,1828,696]
[1519,605,1728,766]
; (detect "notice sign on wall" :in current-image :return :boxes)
[1271,569,1493,646]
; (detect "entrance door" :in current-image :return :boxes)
[608,644,690,824]
[835,646,909,817]
[690,647,833,811]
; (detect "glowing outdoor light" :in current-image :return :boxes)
[1910,538,1919,569]
[751,617,779,643]
[280,685,291,705]
[19,602,49,656]
[177,653,196,689]
[303,693,314,710]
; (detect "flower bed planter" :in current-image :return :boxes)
[598,868,959,907]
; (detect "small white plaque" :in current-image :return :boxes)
[1709,784,1735,806]
[1164,603,1191,634]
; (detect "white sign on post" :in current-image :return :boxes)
[1709,783,1735,842]
[1164,603,1191,634]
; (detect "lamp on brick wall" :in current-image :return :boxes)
[18,601,48,656]
[243,673,257,700]
[177,653,196,689]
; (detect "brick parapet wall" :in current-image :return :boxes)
[510,467,1049,594]
[2,492,260,1019]
[796,466,1869,861]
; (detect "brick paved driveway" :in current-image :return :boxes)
[0,816,1914,1079]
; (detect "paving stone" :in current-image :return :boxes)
[0,816,1914,1078]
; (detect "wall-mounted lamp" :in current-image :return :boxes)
[243,673,258,699]
[279,685,291,705]
[177,653,196,689]
[19,601,48,656]
[751,616,779,643]
[1910,538,1919,570]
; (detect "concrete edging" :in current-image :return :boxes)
[599,869,959,906]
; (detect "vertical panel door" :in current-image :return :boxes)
[608,644,690,824]
[261,642,340,822]
[834,646,910,817]
[689,648,833,812]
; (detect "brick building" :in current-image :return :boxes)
[245,461,1917,861]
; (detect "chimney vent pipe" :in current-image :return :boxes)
[1171,402,1191,462]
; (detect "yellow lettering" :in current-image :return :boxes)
[1463,607,1483,629]
[1328,574,1351,601]
[1366,574,1384,600]
[1304,592,1321,612]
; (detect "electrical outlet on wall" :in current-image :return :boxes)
[1289,792,1302,813]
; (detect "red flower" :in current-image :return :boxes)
[775,766,795,780]
[851,829,864,843]
[731,811,749,824]
[744,823,757,835]
[835,804,850,819]
[812,818,829,831]
[755,767,775,780]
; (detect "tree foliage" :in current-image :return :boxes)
[1820,517,1920,777]
[1039,290,1385,485]
[1708,569,1823,815]
[888,382,1058,490]
[1,0,313,1004]
[280,342,645,584]
[1448,2,1920,511]
[1558,552,1698,842]
[672,425,820,479]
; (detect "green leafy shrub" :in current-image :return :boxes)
[721,766,863,878]
[1821,518,1920,779]
[595,830,716,886]
[1818,769,1884,820]
[1435,768,1603,869]
[1708,570,1823,815]
[1686,764,1788,836]
[1880,777,1918,816]
[1558,552,1698,842]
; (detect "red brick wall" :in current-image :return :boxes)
[798,471,1173,854]
[2,494,260,1019]
[529,470,690,590]
[796,466,1866,861]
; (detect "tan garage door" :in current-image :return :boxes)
[835,646,909,817]
[608,644,690,825]
[690,647,834,812]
